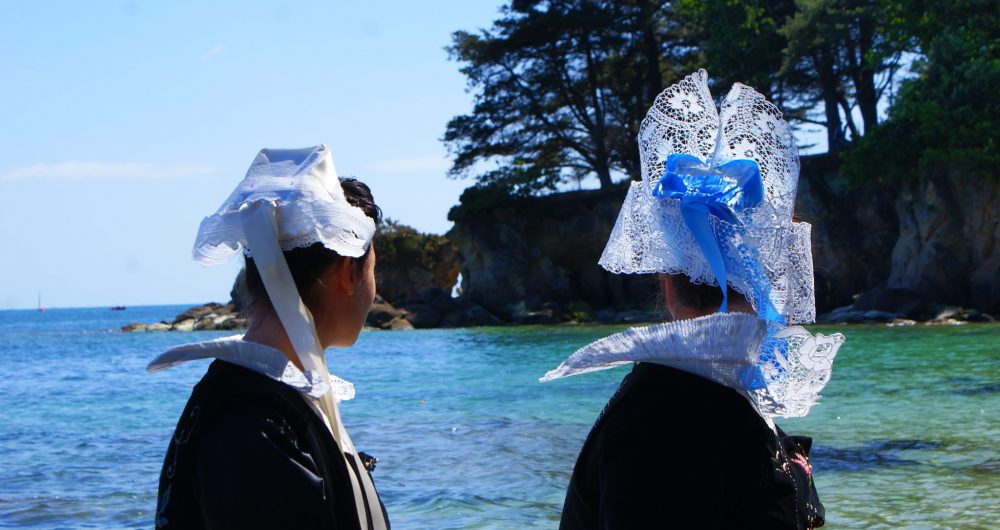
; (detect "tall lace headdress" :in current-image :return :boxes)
[544,71,844,418]
[189,146,386,530]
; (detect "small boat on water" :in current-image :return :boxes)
[111,306,127,311]
[37,292,44,313]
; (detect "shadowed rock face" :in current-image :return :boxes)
[447,186,657,322]
[795,154,899,313]
[448,155,998,324]
[374,222,461,303]
[798,155,999,319]
[889,169,1000,314]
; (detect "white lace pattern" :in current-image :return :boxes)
[600,70,816,324]
[193,145,376,265]
[540,313,843,419]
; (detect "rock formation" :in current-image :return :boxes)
[799,158,998,322]
[124,156,997,330]
[447,155,997,325]
[373,220,461,302]
[795,154,899,313]
[888,169,1000,314]
[121,301,247,332]
[446,186,656,323]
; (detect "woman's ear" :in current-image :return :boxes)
[324,258,355,297]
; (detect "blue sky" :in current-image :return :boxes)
[0,1,503,309]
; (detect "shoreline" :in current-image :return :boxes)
[119,297,995,333]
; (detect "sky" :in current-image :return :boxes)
[0,0,504,309]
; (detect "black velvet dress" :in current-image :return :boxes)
[559,362,823,529]
[154,360,388,530]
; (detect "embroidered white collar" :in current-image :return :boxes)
[541,312,842,421]
[147,335,355,401]
[542,312,765,385]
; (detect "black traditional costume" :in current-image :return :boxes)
[542,71,844,529]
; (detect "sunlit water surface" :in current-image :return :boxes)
[0,306,997,529]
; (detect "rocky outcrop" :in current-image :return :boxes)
[125,157,998,330]
[448,155,997,325]
[374,220,461,302]
[888,169,1000,314]
[121,302,247,332]
[366,295,415,330]
[803,159,999,322]
[795,154,899,313]
[366,290,505,329]
[446,186,655,323]
[816,285,994,325]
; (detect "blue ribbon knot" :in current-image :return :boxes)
[651,153,764,312]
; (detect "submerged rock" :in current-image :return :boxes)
[396,303,442,328]
[120,302,244,333]
[172,319,196,332]
[366,301,407,328]
[385,317,415,330]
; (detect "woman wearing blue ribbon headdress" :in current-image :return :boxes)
[147,146,390,530]
[542,70,845,529]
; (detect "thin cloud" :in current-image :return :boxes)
[366,154,451,174]
[200,44,224,62]
[0,161,217,182]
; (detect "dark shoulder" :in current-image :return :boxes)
[189,363,341,529]
[597,363,767,444]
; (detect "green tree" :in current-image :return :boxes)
[843,0,1000,181]
[780,0,909,152]
[445,0,687,191]
[677,0,797,99]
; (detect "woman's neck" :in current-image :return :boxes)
[243,311,304,371]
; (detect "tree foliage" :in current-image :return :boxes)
[842,0,1000,182]
[676,0,796,98]
[445,0,687,191]
[779,0,910,152]
[447,0,997,193]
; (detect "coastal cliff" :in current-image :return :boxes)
[446,155,998,324]
[373,220,460,302]
[124,157,997,332]
[889,169,1000,314]
[446,186,657,323]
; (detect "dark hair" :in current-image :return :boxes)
[662,274,748,314]
[241,178,381,318]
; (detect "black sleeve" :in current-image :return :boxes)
[194,402,336,530]
[592,399,777,529]
[594,415,728,529]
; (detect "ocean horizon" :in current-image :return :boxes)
[1,305,997,528]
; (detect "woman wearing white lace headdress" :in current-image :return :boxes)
[543,71,844,529]
[147,146,390,530]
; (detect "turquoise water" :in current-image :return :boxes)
[0,306,997,529]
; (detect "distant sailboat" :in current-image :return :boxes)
[37,292,44,313]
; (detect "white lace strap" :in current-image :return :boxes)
[240,200,387,530]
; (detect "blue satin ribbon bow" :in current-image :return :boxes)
[651,153,764,313]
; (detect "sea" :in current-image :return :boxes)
[0,305,997,529]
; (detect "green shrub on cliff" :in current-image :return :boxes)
[373,219,460,302]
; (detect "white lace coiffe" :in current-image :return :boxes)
[543,71,844,419]
[600,70,815,324]
[193,145,376,265]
